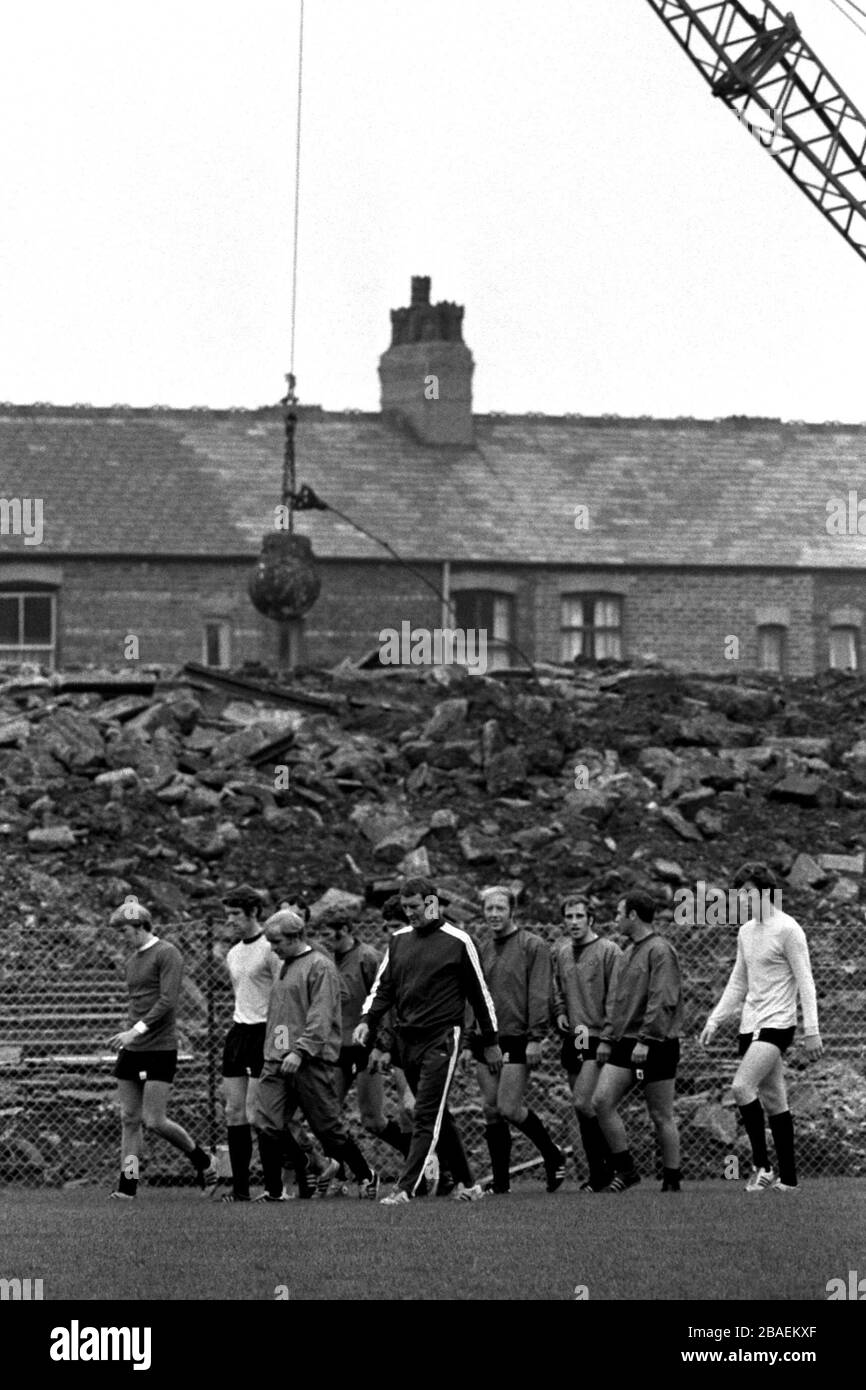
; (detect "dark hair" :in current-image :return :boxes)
[279,893,310,924]
[400,876,436,899]
[623,890,656,924]
[381,895,407,923]
[321,914,355,933]
[732,861,778,893]
[560,892,594,922]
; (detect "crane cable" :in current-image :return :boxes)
[289,0,304,377]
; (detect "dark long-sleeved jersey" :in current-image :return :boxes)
[469,928,550,1041]
[124,939,183,1051]
[361,921,498,1046]
[603,932,683,1043]
[263,947,342,1063]
[552,934,622,1035]
[334,940,382,1044]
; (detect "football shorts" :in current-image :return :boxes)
[737,1026,796,1057]
[560,1033,602,1074]
[470,1034,528,1065]
[114,1048,178,1083]
[607,1036,680,1082]
[221,1022,267,1078]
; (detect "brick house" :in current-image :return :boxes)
[2,275,866,677]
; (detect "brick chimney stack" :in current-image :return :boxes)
[378,276,475,446]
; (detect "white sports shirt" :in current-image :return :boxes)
[226,934,280,1024]
[707,907,819,1035]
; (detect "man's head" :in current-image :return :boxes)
[276,893,310,924]
[481,885,516,937]
[109,895,154,950]
[615,890,656,939]
[732,861,779,920]
[264,907,307,961]
[400,876,438,930]
[320,914,355,955]
[561,892,596,944]
[222,884,267,935]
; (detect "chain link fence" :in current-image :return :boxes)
[1,909,863,1189]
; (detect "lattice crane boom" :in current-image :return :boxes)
[644,0,866,263]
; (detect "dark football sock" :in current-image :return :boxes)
[257,1131,284,1198]
[117,1172,138,1196]
[578,1114,612,1185]
[189,1143,210,1171]
[376,1119,411,1156]
[738,1098,771,1170]
[768,1110,797,1186]
[227,1124,253,1198]
[484,1120,512,1190]
[662,1166,681,1191]
[334,1138,373,1184]
[611,1149,636,1174]
[513,1109,560,1162]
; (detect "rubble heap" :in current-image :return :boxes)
[1,659,864,1183]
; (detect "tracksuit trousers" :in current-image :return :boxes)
[395,1025,473,1196]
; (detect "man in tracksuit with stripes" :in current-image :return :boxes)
[354,876,501,1205]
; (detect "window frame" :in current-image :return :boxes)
[0,586,57,670]
[560,592,623,663]
[202,619,232,669]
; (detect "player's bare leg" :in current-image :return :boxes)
[112,1078,144,1198]
[223,1074,254,1200]
[594,1065,639,1190]
[142,1079,216,1191]
[478,1063,511,1191]
[731,1040,781,1188]
[644,1078,680,1188]
[357,1069,410,1156]
[571,1060,612,1190]
[737,1041,797,1189]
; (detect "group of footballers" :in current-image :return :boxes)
[106,857,822,1204]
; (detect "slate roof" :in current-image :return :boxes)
[2,404,866,566]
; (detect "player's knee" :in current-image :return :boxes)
[225,1101,246,1126]
[731,1079,756,1106]
[574,1097,595,1119]
[120,1106,142,1128]
[498,1099,524,1124]
[141,1110,165,1133]
[482,1104,501,1124]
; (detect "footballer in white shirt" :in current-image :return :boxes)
[700,862,823,1194]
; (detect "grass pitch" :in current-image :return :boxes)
[1,1179,861,1301]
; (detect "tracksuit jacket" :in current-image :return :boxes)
[361,919,498,1047]
[602,932,683,1043]
[263,947,342,1063]
[551,934,622,1035]
[123,939,183,1051]
[468,928,550,1042]
[334,940,383,1044]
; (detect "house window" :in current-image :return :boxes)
[203,620,231,669]
[0,588,56,669]
[757,625,786,673]
[560,594,622,662]
[452,590,515,671]
[829,626,858,671]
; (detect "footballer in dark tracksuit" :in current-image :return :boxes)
[254,910,379,1200]
[466,887,565,1193]
[355,880,500,1203]
[552,893,623,1191]
[592,891,684,1193]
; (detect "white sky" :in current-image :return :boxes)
[2,0,866,421]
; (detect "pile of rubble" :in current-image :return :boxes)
[1,657,865,1178]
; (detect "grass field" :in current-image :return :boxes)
[1,1179,861,1301]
